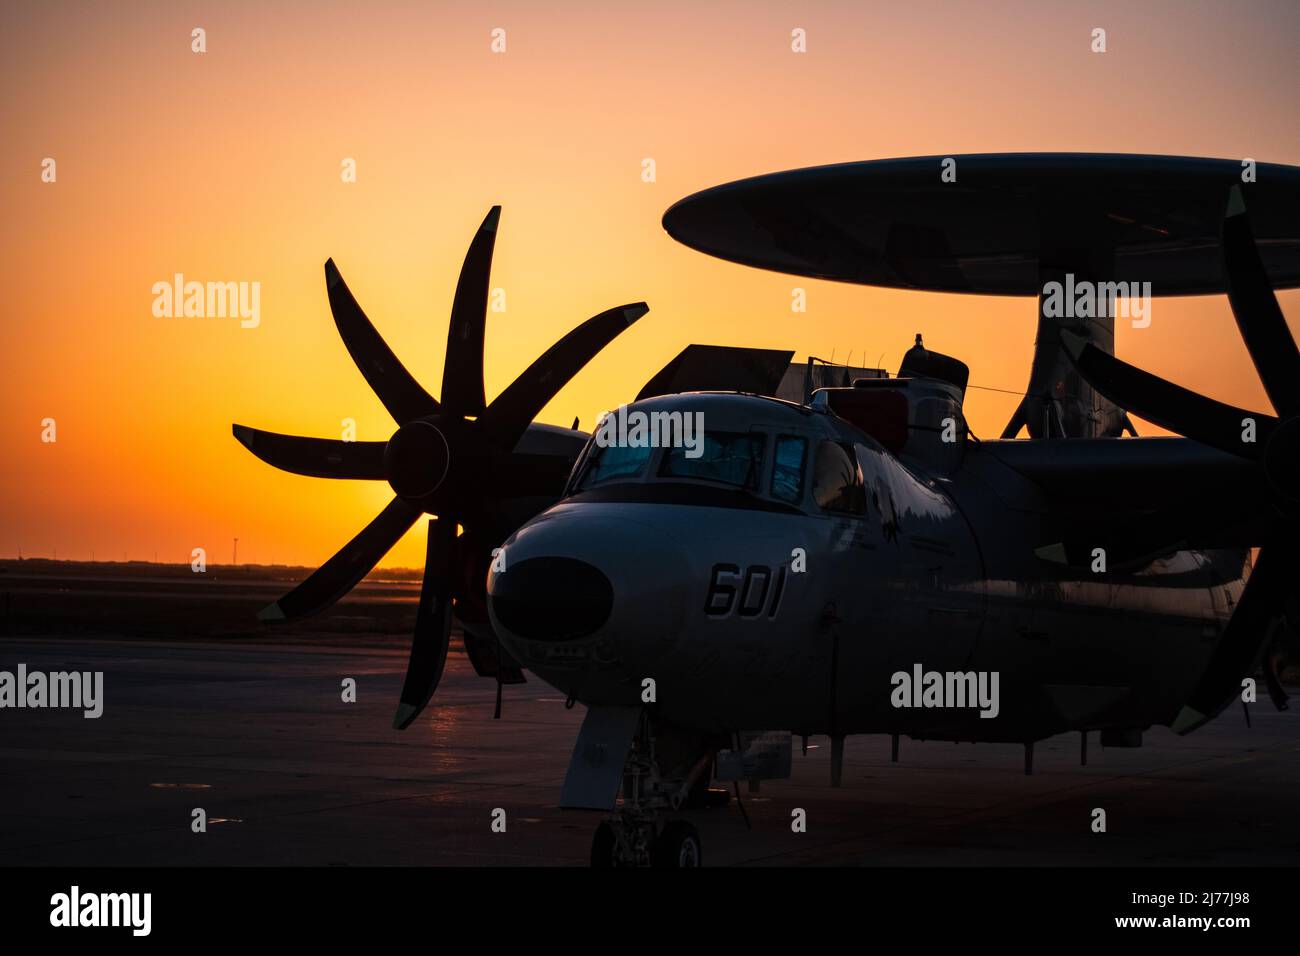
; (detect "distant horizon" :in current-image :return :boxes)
[0,555,426,576]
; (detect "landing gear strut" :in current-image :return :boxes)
[589,715,713,867]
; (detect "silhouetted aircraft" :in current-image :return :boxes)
[234,154,1300,866]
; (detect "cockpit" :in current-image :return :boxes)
[573,430,768,493]
[562,393,872,517]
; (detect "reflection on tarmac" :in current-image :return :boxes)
[2,637,1298,866]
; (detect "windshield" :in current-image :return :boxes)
[575,442,653,490]
[658,431,765,490]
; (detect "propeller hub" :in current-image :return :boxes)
[385,420,450,499]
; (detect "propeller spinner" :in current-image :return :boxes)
[232,207,647,729]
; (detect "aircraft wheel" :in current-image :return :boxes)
[652,820,702,867]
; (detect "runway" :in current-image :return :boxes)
[2,637,1299,866]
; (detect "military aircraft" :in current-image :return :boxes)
[233,153,1300,866]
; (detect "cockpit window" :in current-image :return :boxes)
[659,431,764,490]
[771,435,807,504]
[812,440,866,514]
[575,442,653,489]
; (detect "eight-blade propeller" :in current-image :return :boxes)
[233,207,647,729]
[1062,185,1300,733]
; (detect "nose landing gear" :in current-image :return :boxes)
[589,714,716,867]
[591,817,702,867]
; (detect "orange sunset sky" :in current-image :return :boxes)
[3,0,1299,569]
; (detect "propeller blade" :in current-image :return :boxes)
[440,206,500,417]
[478,302,648,449]
[1172,548,1289,734]
[1061,330,1277,458]
[1223,186,1300,417]
[393,516,456,730]
[325,259,439,424]
[258,497,420,622]
[232,425,387,480]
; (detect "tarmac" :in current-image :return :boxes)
[2,636,1299,866]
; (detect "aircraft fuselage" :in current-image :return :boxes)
[488,392,1245,745]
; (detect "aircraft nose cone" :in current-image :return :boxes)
[487,511,690,675]
[488,556,614,641]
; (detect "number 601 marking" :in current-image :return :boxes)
[704,563,786,619]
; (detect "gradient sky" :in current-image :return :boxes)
[3,0,1299,568]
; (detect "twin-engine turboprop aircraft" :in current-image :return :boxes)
[234,153,1300,866]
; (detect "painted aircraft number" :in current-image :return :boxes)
[704,563,787,619]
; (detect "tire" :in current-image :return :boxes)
[590,820,618,867]
[652,820,702,867]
